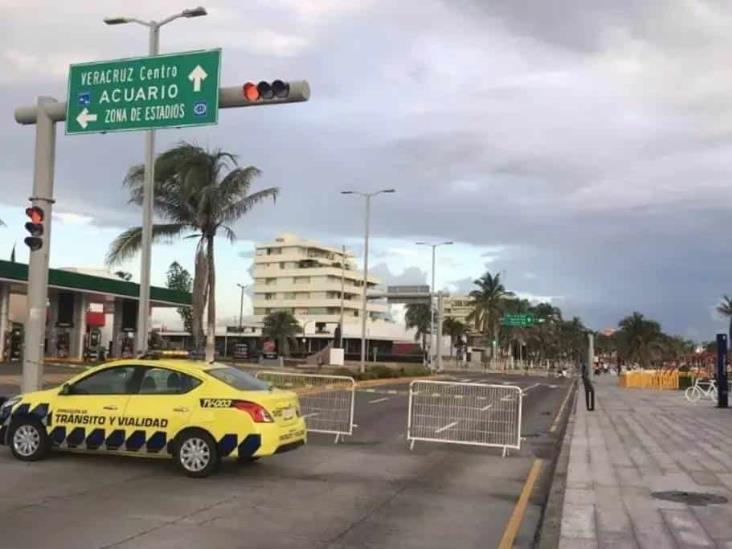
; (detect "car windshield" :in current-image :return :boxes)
[206,365,270,391]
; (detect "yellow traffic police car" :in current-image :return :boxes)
[0,360,306,477]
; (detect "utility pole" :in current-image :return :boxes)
[587,331,595,380]
[104,7,208,357]
[416,241,453,367]
[237,283,247,331]
[436,292,444,371]
[339,245,346,349]
[341,189,395,373]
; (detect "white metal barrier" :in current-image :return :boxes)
[407,380,522,456]
[256,371,356,443]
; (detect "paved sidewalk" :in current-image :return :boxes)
[559,376,732,548]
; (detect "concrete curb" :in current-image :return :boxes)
[536,380,577,548]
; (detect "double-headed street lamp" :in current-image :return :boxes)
[341,189,396,373]
[104,7,207,356]
[416,240,453,365]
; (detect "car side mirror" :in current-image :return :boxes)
[59,383,71,396]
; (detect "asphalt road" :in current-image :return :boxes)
[0,365,571,549]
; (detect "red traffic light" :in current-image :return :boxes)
[242,80,291,102]
[24,206,44,250]
[243,82,259,102]
[25,206,44,224]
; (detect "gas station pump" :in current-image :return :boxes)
[9,325,23,362]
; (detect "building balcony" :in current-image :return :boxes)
[252,298,388,313]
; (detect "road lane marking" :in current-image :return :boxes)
[480,404,493,411]
[498,458,544,549]
[368,397,390,404]
[522,383,541,393]
[303,413,319,419]
[550,379,576,433]
[434,421,458,434]
[459,378,472,382]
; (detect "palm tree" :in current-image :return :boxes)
[467,271,514,358]
[559,317,586,362]
[106,142,277,361]
[442,317,466,357]
[617,312,663,368]
[262,311,301,357]
[405,303,431,356]
[717,295,732,347]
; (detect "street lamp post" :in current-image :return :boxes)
[341,189,395,373]
[104,7,207,356]
[416,241,453,367]
[236,283,248,331]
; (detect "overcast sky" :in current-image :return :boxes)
[2,0,732,339]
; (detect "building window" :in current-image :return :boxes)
[265,278,276,285]
[254,308,265,315]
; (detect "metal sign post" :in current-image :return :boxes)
[717,333,728,408]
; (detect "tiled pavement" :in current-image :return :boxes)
[559,376,732,548]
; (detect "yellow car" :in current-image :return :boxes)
[0,359,306,477]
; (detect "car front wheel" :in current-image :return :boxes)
[175,430,220,478]
[9,418,50,462]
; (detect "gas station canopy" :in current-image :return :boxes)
[0,260,191,308]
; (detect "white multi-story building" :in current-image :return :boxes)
[252,234,388,327]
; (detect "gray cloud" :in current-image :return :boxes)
[3,0,732,339]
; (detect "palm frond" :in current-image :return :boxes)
[105,223,187,265]
[219,187,279,225]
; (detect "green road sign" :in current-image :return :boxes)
[502,313,535,327]
[66,49,221,135]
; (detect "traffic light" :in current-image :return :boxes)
[238,79,310,106]
[24,206,44,251]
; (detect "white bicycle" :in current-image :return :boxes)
[684,378,718,402]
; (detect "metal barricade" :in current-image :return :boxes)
[407,380,522,456]
[256,371,356,443]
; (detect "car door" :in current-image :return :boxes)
[51,365,136,451]
[122,366,201,455]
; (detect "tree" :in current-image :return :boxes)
[106,142,278,361]
[166,261,193,334]
[467,271,514,358]
[262,311,301,357]
[717,295,732,348]
[442,317,466,357]
[405,302,431,353]
[559,317,587,362]
[617,312,663,368]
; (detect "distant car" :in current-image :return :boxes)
[0,359,306,477]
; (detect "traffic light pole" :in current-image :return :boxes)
[22,96,57,393]
[15,82,310,390]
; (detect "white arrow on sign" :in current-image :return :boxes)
[76,108,98,129]
[188,65,207,92]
